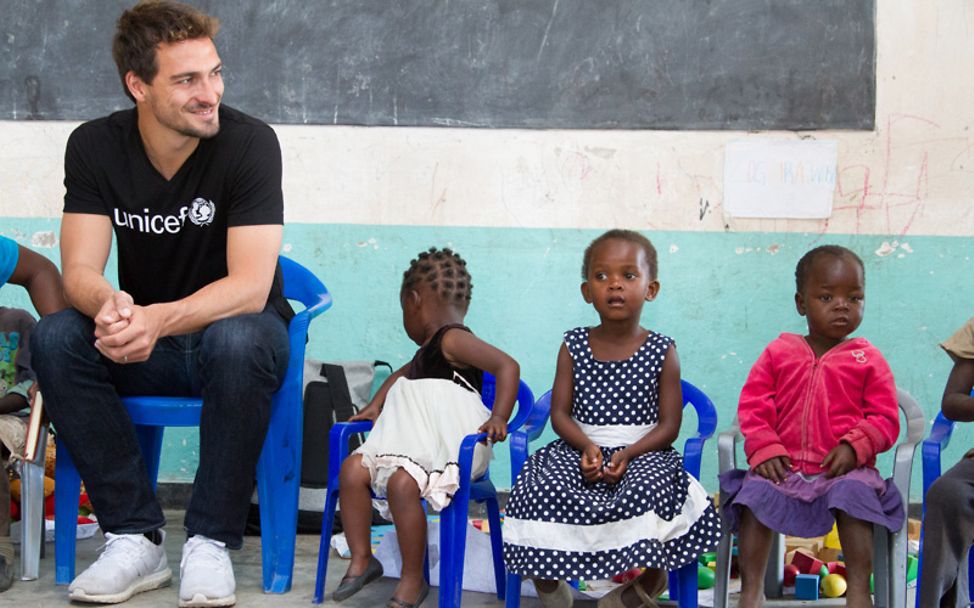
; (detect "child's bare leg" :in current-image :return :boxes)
[624,567,667,605]
[738,507,773,608]
[533,579,559,593]
[836,511,874,608]
[338,454,376,577]
[387,469,428,602]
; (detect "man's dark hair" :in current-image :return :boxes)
[113,0,220,102]
[794,245,865,293]
[581,229,658,280]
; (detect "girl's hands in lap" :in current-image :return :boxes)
[580,444,604,483]
[822,443,857,478]
[602,449,630,484]
[754,455,793,484]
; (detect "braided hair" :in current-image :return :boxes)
[401,247,473,307]
[794,245,864,294]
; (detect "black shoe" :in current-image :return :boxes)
[0,556,13,592]
[332,556,384,602]
[387,580,429,608]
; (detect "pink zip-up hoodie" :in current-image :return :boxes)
[738,333,899,474]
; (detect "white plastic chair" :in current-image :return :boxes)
[713,388,924,608]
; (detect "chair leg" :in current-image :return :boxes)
[54,441,81,585]
[313,486,340,603]
[439,486,472,608]
[18,452,45,581]
[764,533,784,598]
[485,497,505,599]
[675,561,698,608]
[505,573,522,608]
[255,413,301,595]
[713,527,733,608]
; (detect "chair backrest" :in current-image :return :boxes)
[278,256,332,312]
[518,379,717,450]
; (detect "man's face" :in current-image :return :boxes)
[134,37,224,139]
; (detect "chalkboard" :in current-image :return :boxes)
[1,0,875,130]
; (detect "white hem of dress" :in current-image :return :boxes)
[502,476,712,553]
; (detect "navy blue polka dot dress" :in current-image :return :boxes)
[503,328,722,580]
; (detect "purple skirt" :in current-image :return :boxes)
[718,467,904,537]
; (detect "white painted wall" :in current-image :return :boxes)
[1,2,972,237]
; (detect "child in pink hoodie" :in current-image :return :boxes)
[719,245,903,608]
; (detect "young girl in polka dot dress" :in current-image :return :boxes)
[503,230,722,608]
[332,248,521,608]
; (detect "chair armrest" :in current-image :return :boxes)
[457,431,489,482]
[327,421,373,481]
[683,436,705,480]
[922,414,955,496]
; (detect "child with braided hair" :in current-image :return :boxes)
[331,247,520,608]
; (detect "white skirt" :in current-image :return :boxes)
[355,377,492,519]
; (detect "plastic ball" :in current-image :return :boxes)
[819,564,829,578]
[783,563,800,586]
[697,564,715,589]
[820,573,848,598]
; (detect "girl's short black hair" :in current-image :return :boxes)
[581,229,658,279]
[795,245,864,293]
[401,247,473,307]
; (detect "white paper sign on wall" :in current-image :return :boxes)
[723,139,838,219]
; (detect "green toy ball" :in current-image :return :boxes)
[698,564,716,589]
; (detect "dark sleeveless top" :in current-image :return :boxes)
[405,323,483,393]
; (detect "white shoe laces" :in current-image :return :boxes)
[180,536,229,572]
[93,533,150,568]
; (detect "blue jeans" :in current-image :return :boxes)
[31,307,289,549]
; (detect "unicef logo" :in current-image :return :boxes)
[188,198,216,226]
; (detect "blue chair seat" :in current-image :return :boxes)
[54,256,332,593]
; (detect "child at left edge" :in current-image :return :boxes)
[503,230,722,608]
[0,235,67,592]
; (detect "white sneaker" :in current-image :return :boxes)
[178,536,236,607]
[68,531,172,603]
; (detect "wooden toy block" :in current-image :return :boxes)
[827,561,847,577]
[908,518,922,541]
[786,537,822,555]
[698,551,716,565]
[795,574,820,600]
[817,547,841,563]
[791,548,824,575]
[824,523,842,549]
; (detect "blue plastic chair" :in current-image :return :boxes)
[312,373,535,607]
[915,411,974,605]
[53,256,332,593]
[503,379,718,607]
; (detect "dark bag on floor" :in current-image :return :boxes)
[247,360,392,534]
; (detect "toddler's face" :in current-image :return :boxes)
[796,254,865,346]
[582,238,658,320]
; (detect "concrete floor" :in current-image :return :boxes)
[1,510,916,607]
[1,510,555,607]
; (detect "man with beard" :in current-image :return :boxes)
[31,2,291,605]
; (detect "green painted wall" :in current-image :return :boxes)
[3,218,972,499]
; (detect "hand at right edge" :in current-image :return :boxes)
[580,443,604,483]
[754,455,793,485]
[348,403,380,423]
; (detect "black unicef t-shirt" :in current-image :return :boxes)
[63,105,291,319]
